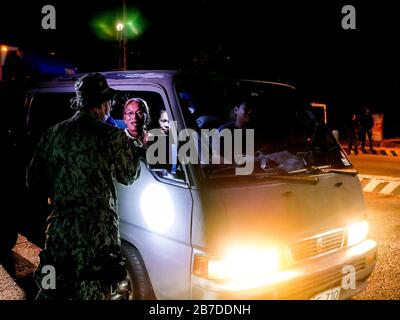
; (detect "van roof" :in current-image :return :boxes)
[32,70,296,90]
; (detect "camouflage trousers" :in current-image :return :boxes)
[34,247,119,300]
[35,208,121,300]
[35,276,110,300]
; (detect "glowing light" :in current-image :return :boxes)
[347,220,369,247]
[221,270,301,292]
[98,23,114,37]
[346,239,377,257]
[195,246,280,281]
[1,45,8,52]
[127,21,139,36]
[140,184,175,233]
[90,7,148,41]
[116,23,124,32]
[222,247,280,280]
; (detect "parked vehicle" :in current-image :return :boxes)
[1,71,377,299]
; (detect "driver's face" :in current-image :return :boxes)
[235,103,254,128]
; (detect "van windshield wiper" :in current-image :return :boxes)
[252,172,320,185]
[318,168,358,176]
[205,165,319,184]
[291,166,358,177]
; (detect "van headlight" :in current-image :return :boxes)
[347,220,369,247]
[193,246,280,281]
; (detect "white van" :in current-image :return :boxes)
[18,70,377,300]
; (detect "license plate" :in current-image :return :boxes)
[310,286,341,300]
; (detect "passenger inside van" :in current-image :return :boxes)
[123,97,151,149]
[218,100,255,131]
[158,109,170,135]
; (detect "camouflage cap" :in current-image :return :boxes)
[71,73,117,109]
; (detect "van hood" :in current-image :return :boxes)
[192,173,366,252]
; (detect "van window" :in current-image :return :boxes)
[175,77,351,179]
[111,91,184,180]
[110,91,167,131]
[27,90,182,180]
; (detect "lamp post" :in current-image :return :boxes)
[116,23,124,70]
[122,0,127,70]
[116,0,128,70]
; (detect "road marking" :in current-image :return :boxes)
[358,174,400,182]
[358,174,400,195]
[363,179,382,193]
[342,146,400,157]
[380,182,400,194]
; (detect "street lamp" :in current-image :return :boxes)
[115,0,128,70]
[116,23,124,32]
[122,0,128,71]
[116,23,124,70]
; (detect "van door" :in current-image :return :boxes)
[113,85,194,299]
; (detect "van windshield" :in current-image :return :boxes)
[175,76,352,179]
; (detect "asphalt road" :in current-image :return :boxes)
[1,192,399,300]
[354,193,400,299]
[2,152,400,300]
[349,154,400,178]
[346,144,400,300]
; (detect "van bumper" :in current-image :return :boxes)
[191,239,377,300]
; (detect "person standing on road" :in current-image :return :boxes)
[348,111,360,155]
[359,106,375,153]
[27,73,141,300]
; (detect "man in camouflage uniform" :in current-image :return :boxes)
[27,73,140,300]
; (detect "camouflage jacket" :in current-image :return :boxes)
[27,109,140,218]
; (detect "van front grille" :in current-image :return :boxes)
[279,257,366,299]
[289,229,345,262]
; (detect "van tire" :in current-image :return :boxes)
[121,241,156,300]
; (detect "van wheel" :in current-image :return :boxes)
[121,241,156,300]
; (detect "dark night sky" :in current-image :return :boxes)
[1,0,400,136]
[2,1,399,71]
